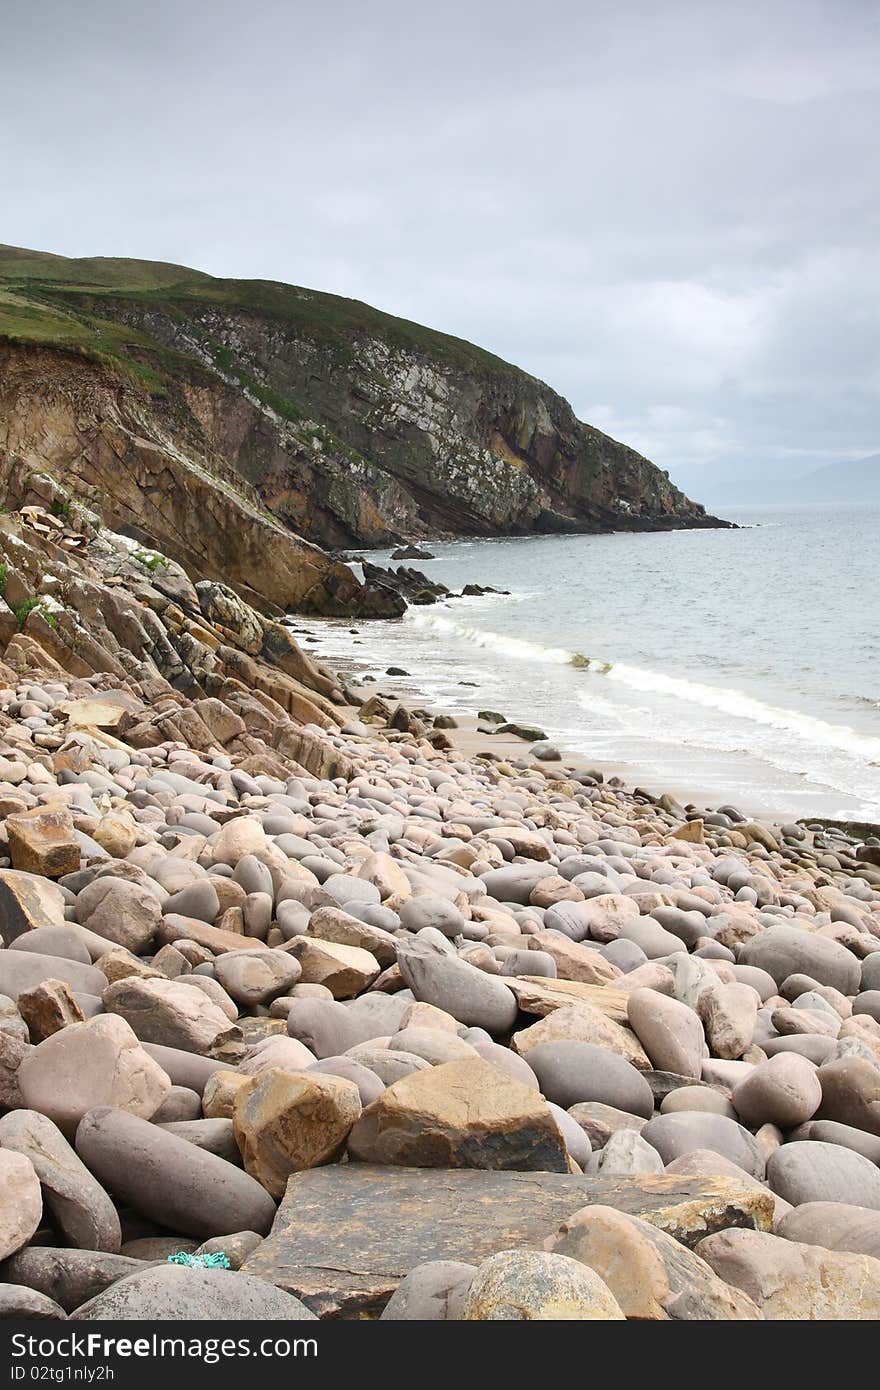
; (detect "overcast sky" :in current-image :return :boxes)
[3,0,879,488]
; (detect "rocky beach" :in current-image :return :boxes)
[1,497,880,1322]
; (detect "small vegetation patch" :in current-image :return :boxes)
[133,549,171,573]
[14,597,58,628]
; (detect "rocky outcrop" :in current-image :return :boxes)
[0,345,401,619]
[0,247,728,568]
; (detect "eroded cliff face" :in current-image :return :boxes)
[0,247,727,616]
[0,343,402,618]
[99,298,726,545]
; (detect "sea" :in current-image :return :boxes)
[290,504,880,823]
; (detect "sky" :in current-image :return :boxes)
[2,0,879,494]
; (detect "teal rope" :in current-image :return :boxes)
[167,1251,232,1269]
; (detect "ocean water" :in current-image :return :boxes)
[291,504,880,821]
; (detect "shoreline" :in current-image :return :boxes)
[294,623,837,829]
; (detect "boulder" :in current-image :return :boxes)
[242,1165,774,1316]
[767,1141,880,1210]
[233,1068,362,1196]
[0,1150,42,1261]
[348,1057,570,1171]
[525,1041,654,1117]
[380,1261,476,1320]
[396,930,517,1033]
[698,1227,880,1319]
[288,938,380,999]
[627,989,703,1078]
[0,1109,120,1252]
[214,950,301,1007]
[75,877,161,953]
[73,1264,317,1320]
[546,1204,760,1319]
[458,1249,624,1320]
[731,1053,822,1129]
[0,1248,146,1314]
[739,925,861,995]
[777,1202,880,1259]
[103,977,240,1056]
[75,1107,277,1238]
[18,1014,171,1137]
[640,1112,765,1178]
[6,806,79,879]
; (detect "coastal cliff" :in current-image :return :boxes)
[0,246,728,613]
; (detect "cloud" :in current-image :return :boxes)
[1,0,878,489]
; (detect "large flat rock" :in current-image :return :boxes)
[242,1166,773,1317]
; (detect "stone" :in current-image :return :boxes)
[0,869,66,941]
[75,877,161,953]
[0,1150,42,1260]
[141,1042,229,1094]
[767,1140,880,1209]
[75,1107,277,1238]
[242,1166,774,1315]
[151,1085,203,1123]
[389,1026,477,1066]
[640,1112,765,1178]
[698,1227,880,1319]
[458,1249,624,1320]
[0,949,106,1001]
[777,1202,880,1259]
[348,1057,570,1171]
[660,1086,737,1120]
[307,1056,385,1106]
[18,1014,171,1137]
[380,1261,476,1320]
[0,1110,121,1252]
[396,930,517,1033]
[345,1046,431,1087]
[627,988,703,1077]
[547,1204,760,1319]
[697,983,758,1060]
[233,1068,362,1196]
[739,924,861,994]
[801,1119,880,1164]
[816,1056,880,1136]
[664,1148,792,1226]
[103,976,240,1055]
[202,1070,252,1119]
[92,811,138,859]
[567,1102,647,1148]
[525,1041,654,1117]
[0,1284,66,1319]
[8,925,91,964]
[529,932,621,986]
[594,1129,665,1176]
[195,1231,264,1270]
[289,938,380,998]
[160,1118,241,1164]
[505,975,631,1023]
[511,1002,649,1070]
[731,1053,822,1129]
[0,1248,146,1314]
[237,1036,316,1077]
[307,906,398,966]
[6,806,79,879]
[73,1265,317,1320]
[17,977,85,1040]
[210,818,270,868]
[214,950,301,1006]
[0,1030,29,1108]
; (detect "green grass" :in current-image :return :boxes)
[0,243,517,392]
[0,563,7,596]
[13,594,43,622]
